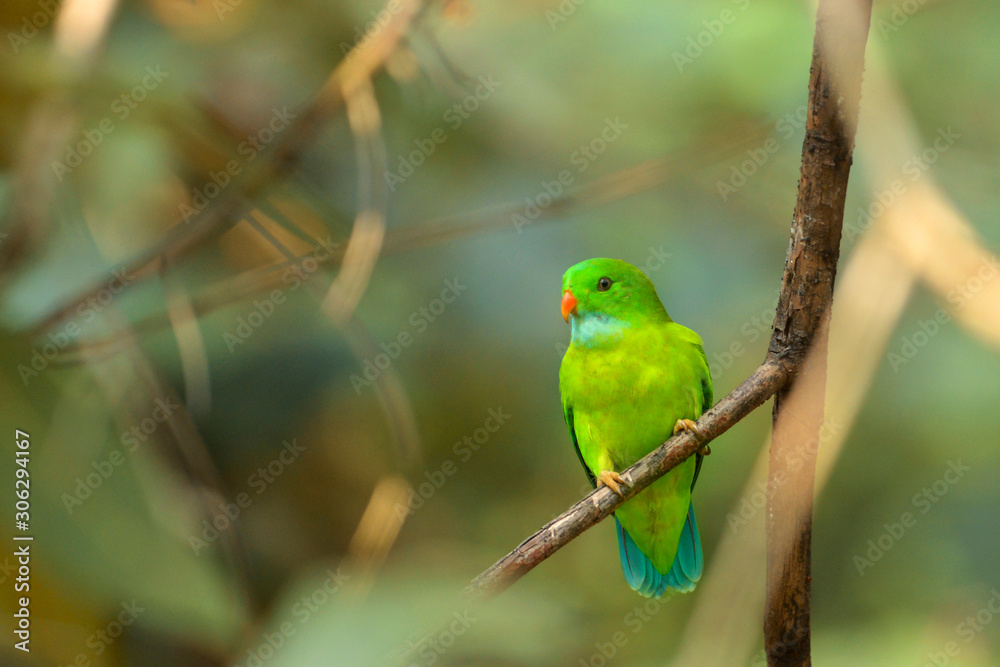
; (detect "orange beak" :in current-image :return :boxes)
[561,290,578,322]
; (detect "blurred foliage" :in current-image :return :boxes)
[0,0,998,665]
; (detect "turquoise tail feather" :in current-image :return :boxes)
[614,503,702,598]
[665,502,703,593]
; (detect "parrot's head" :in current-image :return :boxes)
[561,258,671,329]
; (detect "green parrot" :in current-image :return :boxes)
[558,258,712,597]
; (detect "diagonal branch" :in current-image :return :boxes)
[462,0,874,620]
[465,361,789,599]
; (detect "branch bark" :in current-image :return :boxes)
[463,11,874,659]
[765,2,872,665]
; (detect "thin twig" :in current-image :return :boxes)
[322,77,388,326]
[24,0,428,338]
[160,256,213,421]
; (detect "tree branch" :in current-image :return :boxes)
[462,1,874,631]
[765,2,872,665]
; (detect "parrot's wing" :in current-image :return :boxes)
[562,404,596,489]
[692,451,704,491]
[690,341,714,492]
[700,361,713,410]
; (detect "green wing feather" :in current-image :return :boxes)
[690,342,713,491]
[562,405,596,489]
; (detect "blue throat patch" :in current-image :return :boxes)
[570,313,630,348]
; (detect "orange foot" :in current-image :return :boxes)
[674,418,711,456]
[597,470,627,498]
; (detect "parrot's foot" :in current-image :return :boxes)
[597,470,627,498]
[673,418,705,439]
[673,419,711,456]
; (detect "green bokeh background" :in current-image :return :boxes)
[1,0,998,665]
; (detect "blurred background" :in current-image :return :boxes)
[1,0,998,665]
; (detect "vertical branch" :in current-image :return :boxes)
[764,1,873,665]
[765,323,828,666]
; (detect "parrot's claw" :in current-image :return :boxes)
[597,470,627,498]
[674,419,711,455]
[673,418,706,440]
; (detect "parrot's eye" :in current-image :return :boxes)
[597,277,613,291]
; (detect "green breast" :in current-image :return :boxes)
[559,319,710,572]
[560,321,707,466]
